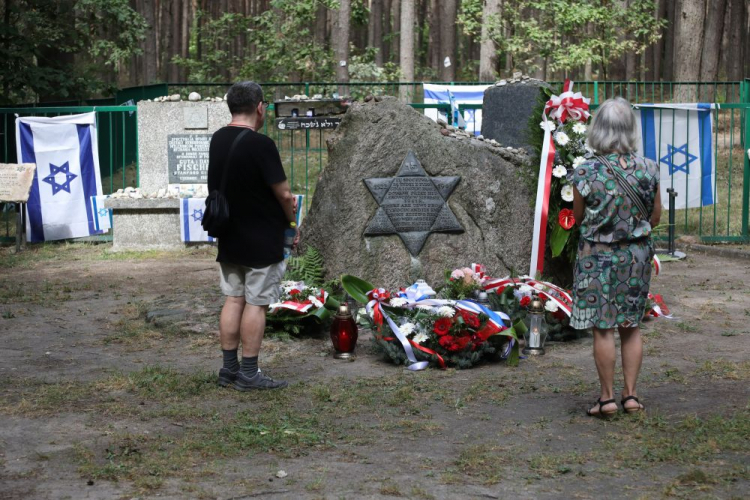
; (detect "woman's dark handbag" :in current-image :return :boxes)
[202,129,250,237]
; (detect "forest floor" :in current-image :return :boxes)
[0,243,748,500]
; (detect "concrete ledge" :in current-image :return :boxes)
[104,198,181,210]
[686,243,750,261]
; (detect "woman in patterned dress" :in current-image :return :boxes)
[568,97,662,417]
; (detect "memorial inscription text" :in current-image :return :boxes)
[168,134,211,184]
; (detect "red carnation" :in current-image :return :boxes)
[559,208,575,230]
[433,317,452,336]
[520,296,531,307]
[290,289,301,296]
[438,335,456,349]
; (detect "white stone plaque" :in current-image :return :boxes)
[183,106,209,129]
[0,163,37,202]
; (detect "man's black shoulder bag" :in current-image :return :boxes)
[202,129,250,238]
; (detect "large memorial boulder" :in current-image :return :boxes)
[299,97,534,290]
[481,78,550,152]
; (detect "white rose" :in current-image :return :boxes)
[555,132,570,146]
[572,123,587,135]
[561,184,574,202]
[573,156,586,168]
[399,322,415,336]
[412,332,429,345]
[437,306,455,318]
[519,285,534,294]
[390,297,407,307]
[545,300,559,313]
[552,165,567,178]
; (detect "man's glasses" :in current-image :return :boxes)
[261,101,270,109]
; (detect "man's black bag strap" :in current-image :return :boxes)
[218,129,251,194]
[597,154,650,219]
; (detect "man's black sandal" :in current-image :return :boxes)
[621,395,644,414]
[587,398,618,418]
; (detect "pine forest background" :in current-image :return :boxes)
[1,0,749,105]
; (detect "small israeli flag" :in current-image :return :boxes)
[180,197,214,242]
[635,104,716,209]
[423,83,489,135]
[90,195,112,232]
[16,112,104,242]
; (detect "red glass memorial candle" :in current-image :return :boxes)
[330,303,358,359]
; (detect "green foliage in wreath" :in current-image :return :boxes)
[285,246,325,286]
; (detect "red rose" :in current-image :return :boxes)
[290,289,301,296]
[558,208,575,230]
[433,317,453,336]
[452,336,471,352]
[520,296,531,307]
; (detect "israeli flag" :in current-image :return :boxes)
[180,197,214,242]
[90,195,112,232]
[634,104,716,209]
[16,112,104,242]
[423,83,490,135]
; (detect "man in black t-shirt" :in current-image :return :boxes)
[208,81,298,390]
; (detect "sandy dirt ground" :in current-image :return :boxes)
[0,244,748,500]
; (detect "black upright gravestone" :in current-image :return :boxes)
[481,79,550,152]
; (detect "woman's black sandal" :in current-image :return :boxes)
[621,395,644,414]
[587,398,618,418]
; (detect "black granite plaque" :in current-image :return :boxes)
[275,117,341,130]
[363,151,463,255]
[481,80,550,152]
[167,134,211,184]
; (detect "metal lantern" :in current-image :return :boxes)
[523,293,548,355]
[330,302,358,360]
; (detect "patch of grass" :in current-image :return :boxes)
[379,481,402,496]
[527,451,585,478]
[452,444,513,485]
[675,322,698,333]
[695,359,750,380]
[610,411,750,469]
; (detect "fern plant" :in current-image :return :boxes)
[285,246,325,286]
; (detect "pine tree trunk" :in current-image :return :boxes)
[392,0,401,65]
[438,0,456,81]
[653,0,667,80]
[723,0,745,82]
[700,0,726,101]
[399,0,414,101]
[663,0,676,80]
[383,0,392,62]
[673,0,706,102]
[142,0,158,84]
[428,0,440,73]
[315,3,327,48]
[367,0,383,67]
[479,0,501,81]
[334,0,351,95]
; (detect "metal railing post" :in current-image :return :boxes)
[742,80,750,240]
[667,188,677,254]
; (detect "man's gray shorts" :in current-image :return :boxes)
[219,261,286,306]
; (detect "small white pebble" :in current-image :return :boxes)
[276,470,288,478]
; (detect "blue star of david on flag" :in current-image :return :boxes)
[660,143,697,175]
[98,208,109,217]
[42,161,78,195]
[191,208,204,222]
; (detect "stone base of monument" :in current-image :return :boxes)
[104,198,183,251]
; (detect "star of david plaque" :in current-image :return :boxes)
[363,150,463,256]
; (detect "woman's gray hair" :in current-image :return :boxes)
[587,97,639,154]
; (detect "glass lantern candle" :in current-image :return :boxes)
[523,294,548,355]
[330,302,358,360]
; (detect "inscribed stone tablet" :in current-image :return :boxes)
[0,163,36,202]
[183,106,209,129]
[167,134,211,184]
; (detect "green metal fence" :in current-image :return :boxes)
[0,106,138,241]
[166,81,745,105]
[2,80,748,244]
